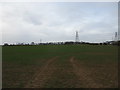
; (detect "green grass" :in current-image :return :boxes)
[2,45,118,88]
[3,45,117,62]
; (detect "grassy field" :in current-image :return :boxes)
[2,45,118,88]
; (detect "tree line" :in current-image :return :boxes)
[3,40,120,46]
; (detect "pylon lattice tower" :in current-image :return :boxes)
[115,32,118,41]
[75,31,79,42]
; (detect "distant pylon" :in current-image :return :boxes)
[75,31,79,42]
[115,32,118,41]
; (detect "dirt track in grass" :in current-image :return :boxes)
[70,57,118,88]
[70,57,103,88]
[24,56,58,88]
[3,56,117,88]
[25,56,118,88]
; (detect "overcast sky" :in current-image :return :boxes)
[0,2,118,44]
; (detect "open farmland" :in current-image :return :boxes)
[2,45,118,88]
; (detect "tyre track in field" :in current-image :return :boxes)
[70,57,103,88]
[25,56,58,88]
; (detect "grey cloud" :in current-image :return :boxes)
[1,2,118,44]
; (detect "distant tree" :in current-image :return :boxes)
[65,41,74,45]
[118,41,120,46]
[99,43,103,45]
[4,43,9,46]
[31,42,35,45]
